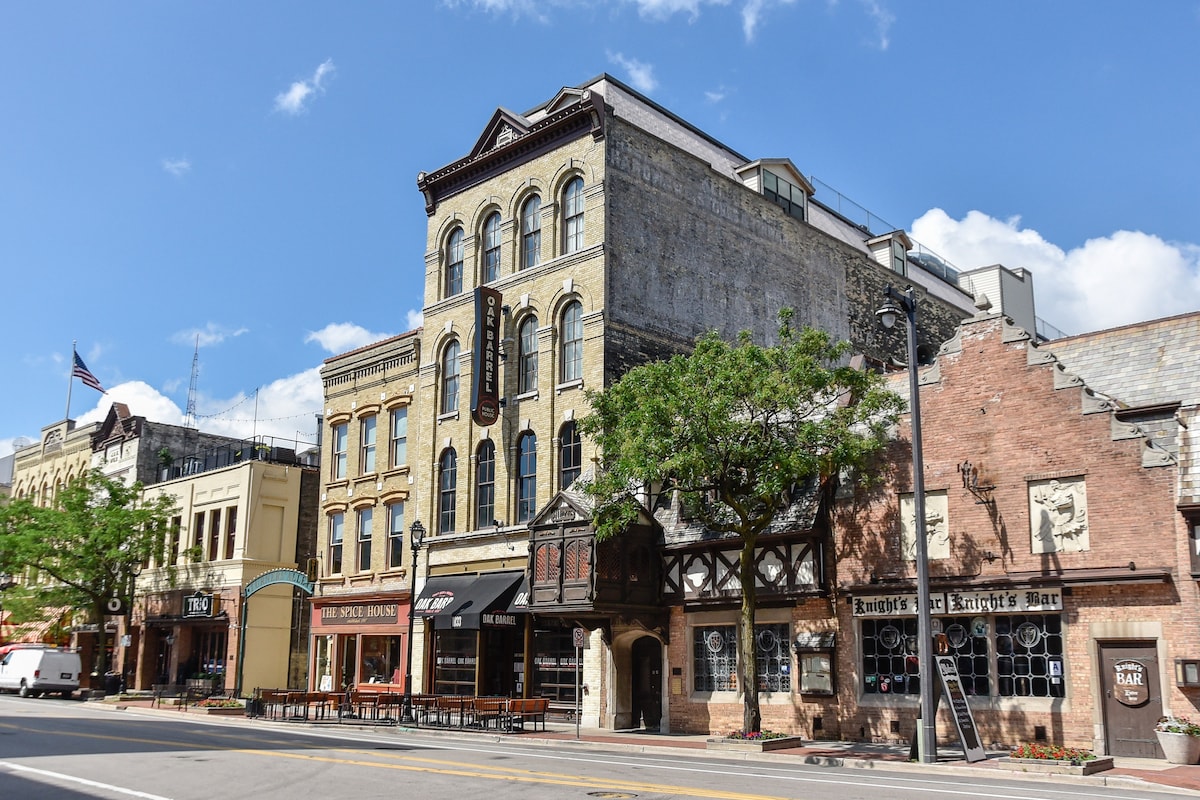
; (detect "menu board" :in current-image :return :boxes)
[935,655,986,763]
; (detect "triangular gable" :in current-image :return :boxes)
[467,107,533,160]
[529,488,658,531]
[543,87,586,116]
[93,403,136,445]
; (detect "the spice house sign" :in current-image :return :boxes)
[320,603,400,625]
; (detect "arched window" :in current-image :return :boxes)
[476,440,496,529]
[521,194,541,269]
[518,315,538,394]
[560,300,583,383]
[441,340,460,414]
[482,212,501,282]
[517,432,537,523]
[445,227,464,296]
[559,421,581,490]
[563,178,584,254]
[439,449,458,534]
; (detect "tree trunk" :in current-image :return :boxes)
[92,600,109,690]
[739,536,760,733]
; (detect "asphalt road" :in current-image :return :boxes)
[0,695,1185,800]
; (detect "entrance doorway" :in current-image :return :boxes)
[1100,641,1162,758]
[631,636,663,730]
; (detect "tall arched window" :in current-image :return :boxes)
[439,449,458,534]
[559,421,581,490]
[445,227,464,296]
[560,300,583,383]
[563,178,584,254]
[517,432,538,523]
[521,194,541,269]
[518,315,538,394]
[476,440,496,529]
[482,212,501,282]
[441,340,460,414]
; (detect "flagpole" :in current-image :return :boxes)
[65,340,77,421]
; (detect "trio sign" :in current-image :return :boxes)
[183,591,217,619]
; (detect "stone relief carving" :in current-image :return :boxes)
[1029,477,1089,553]
[900,490,950,561]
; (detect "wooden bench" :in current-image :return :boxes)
[506,697,548,732]
[473,697,509,730]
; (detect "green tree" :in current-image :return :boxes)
[581,311,903,733]
[0,469,178,681]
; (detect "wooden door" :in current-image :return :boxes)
[1100,642,1162,758]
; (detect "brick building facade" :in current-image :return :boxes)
[825,310,1194,757]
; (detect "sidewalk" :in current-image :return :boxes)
[100,698,1200,795]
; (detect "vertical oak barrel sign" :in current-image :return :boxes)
[472,286,503,427]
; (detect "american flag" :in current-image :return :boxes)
[72,352,106,393]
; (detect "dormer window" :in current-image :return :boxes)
[762,169,807,222]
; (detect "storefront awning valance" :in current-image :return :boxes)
[414,571,526,630]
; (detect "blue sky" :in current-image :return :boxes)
[3,1,1199,459]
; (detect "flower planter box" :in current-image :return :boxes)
[706,736,806,753]
[1156,731,1200,764]
[194,706,245,716]
[1000,756,1113,776]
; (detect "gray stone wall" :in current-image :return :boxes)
[603,115,966,370]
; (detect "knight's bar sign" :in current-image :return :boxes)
[471,286,502,427]
[183,591,216,619]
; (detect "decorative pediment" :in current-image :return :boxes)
[467,108,532,160]
[544,87,586,115]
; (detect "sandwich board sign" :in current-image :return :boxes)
[935,655,986,763]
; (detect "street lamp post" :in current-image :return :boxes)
[401,520,426,725]
[877,285,937,764]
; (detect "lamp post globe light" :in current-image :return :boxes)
[877,285,937,764]
[401,520,426,724]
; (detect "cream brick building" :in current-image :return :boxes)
[312,332,422,694]
[380,74,997,730]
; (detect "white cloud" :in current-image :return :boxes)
[607,52,658,93]
[630,0,730,20]
[910,208,1200,336]
[305,322,397,354]
[741,0,796,42]
[162,158,191,177]
[68,371,324,450]
[192,368,325,446]
[861,0,894,51]
[75,381,187,428]
[171,323,250,348]
[407,309,424,331]
[274,58,336,116]
[704,87,727,104]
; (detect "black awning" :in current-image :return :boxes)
[508,574,531,613]
[413,571,526,630]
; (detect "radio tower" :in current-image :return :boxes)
[184,335,199,429]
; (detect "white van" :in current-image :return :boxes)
[0,646,82,698]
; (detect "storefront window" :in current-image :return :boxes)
[755,624,791,692]
[861,617,920,695]
[860,613,1062,697]
[359,635,402,685]
[434,629,476,695]
[314,635,334,691]
[693,623,790,693]
[996,614,1064,697]
[532,626,577,704]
